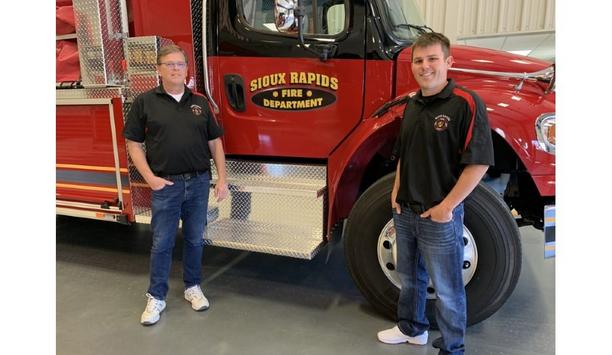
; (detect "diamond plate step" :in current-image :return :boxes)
[207,161,326,260]
[205,219,324,259]
[132,161,327,259]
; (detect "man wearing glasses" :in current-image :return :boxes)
[124,44,229,326]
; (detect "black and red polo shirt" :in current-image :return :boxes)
[123,85,223,176]
[395,79,494,213]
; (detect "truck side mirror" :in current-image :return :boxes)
[273,0,334,62]
[274,0,299,33]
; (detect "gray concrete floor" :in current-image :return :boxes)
[56,217,554,355]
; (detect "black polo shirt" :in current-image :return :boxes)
[395,79,494,213]
[123,85,223,176]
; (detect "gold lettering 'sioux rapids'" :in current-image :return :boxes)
[250,72,339,92]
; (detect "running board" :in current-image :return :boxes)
[205,219,324,259]
[132,161,327,260]
[206,161,327,260]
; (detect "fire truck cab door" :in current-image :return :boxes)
[211,0,365,158]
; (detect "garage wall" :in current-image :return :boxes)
[413,0,555,41]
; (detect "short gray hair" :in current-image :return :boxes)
[157,44,188,64]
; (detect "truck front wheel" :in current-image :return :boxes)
[344,173,522,326]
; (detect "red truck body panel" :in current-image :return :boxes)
[58,0,554,227]
[56,98,133,219]
[211,57,366,158]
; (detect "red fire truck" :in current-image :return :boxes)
[56,0,555,326]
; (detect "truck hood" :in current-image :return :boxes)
[395,44,555,96]
[446,45,552,73]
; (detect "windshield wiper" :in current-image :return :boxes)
[393,23,433,34]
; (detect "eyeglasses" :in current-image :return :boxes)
[158,62,187,69]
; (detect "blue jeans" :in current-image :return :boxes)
[148,172,210,300]
[393,204,466,355]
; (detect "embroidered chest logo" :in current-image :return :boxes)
[433,114,451,131]
[191,104,203,116]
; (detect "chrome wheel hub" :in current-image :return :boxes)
[376,219,478,299]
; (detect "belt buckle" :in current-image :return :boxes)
[186,171,203,180]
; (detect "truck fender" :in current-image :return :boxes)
[465,84,556,196]
[327,101,405,235]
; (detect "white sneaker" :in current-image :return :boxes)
[184,285,209,311]
[141,293,166,325]
[377,325,428,345]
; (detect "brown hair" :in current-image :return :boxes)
[411,32,451,59]
[157,44,188,64]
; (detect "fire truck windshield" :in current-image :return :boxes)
[376,0,429,42]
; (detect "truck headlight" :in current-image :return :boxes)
[535,113,555,154]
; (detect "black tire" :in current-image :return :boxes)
[344,173,522,327]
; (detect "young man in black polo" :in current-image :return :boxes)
[124,44,228,325]
[377,33,494,354]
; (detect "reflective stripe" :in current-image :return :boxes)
[56,183,130,194]
[57,169,130,187]
[56,164,128,173]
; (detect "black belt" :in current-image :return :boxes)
[160,170,207,180]
[401,202,426,214]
